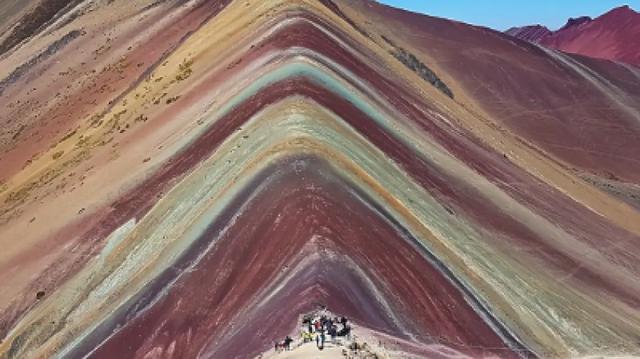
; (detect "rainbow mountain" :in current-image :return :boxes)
[1,0,640,358]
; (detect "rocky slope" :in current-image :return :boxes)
[1,0,640,358]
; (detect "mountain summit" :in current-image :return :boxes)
[505,24,551,42]
[507,5,640,65]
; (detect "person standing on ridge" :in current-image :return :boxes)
[330,324,337,344]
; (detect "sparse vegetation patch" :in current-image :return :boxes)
[382,35,454,99]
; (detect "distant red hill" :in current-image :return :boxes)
[506,5,640,66]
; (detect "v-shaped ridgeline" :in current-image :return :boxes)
[1,0,640,358]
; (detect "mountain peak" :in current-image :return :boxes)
[599,4,637,19]
[559,16,592,31]
[506,4,640,65]
[609,4,636,13]
[505,24,552,42]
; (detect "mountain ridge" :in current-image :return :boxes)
[506,4,640,66]
[0,0,640,357]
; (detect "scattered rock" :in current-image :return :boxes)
[175,58,193,81]
[166,96,181,104]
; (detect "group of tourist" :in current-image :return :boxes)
[274,311,352,352]
[274,336,293,352]
[301,314,351,350]
[301,313,351,350]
